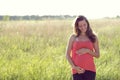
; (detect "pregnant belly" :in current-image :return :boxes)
[74,53,94,69]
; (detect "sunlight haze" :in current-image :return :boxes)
[0,0,120,19]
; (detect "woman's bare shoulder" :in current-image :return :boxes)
[69,34,76,41]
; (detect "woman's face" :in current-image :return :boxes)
[78,19,88,34]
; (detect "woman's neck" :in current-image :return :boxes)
[80,33,86,36]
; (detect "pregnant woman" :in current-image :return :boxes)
[66,15,100,80]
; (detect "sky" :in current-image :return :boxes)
[0,0,120,19]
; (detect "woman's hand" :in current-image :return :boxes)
[76,48,90,55]
[72,65,85,74]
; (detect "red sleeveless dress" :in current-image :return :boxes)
[71,40,96,74]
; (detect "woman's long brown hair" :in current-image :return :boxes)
[74,15,96,43]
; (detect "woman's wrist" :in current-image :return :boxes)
[72,65,76,69]
[88,49,93,54]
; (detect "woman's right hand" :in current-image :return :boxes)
[76,48,90,55]
[72,65,85,74]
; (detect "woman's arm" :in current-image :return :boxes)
[66,34,85,74]
[88,37,100,58]
[66,34,76,68]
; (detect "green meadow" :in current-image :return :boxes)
[0,19,120,80]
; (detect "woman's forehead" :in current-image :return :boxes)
[78,20,87,25]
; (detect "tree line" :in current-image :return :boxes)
[0,15,76,21]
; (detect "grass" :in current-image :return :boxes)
[0,19,120,80]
